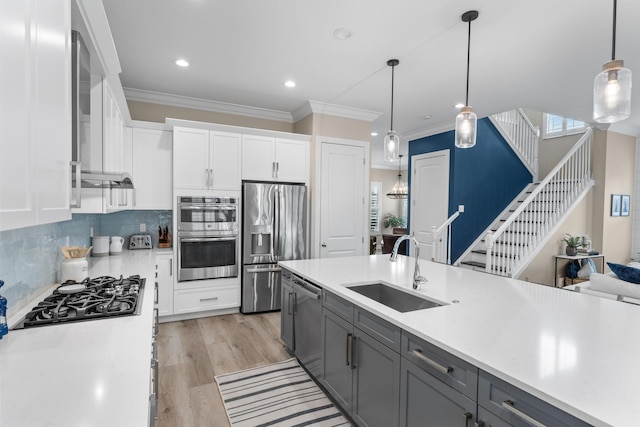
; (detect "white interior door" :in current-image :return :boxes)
[319,142,366,258]
[411,150,450,259]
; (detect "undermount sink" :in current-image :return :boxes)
[347,282,442,313]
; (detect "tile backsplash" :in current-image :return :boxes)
[0,210,171,318]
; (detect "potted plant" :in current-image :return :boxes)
[562,233,583,256]
[383,213,406,234]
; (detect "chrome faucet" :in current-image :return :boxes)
[389,235,428,289]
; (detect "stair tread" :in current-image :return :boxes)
[472,249,518,259]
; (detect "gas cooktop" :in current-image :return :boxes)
[15,275,145,329]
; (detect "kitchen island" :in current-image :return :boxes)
[0,249,167,427]
[280,254,640,427]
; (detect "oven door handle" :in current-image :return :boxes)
[246,266,282,273]
[180,237,237,242]
[179,204,238,210]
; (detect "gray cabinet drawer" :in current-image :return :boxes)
[401,331,478,400]
[323,290,353,321]
[478,370,592,427]
[400,357,476,427]
[354,307,401,352]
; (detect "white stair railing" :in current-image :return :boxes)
[491,108,540,180]
[431,206,464,264]
[485,128,593,277]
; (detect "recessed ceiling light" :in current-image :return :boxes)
[284,80,296,88]
[175,59,189,67]
[333,28,352,40]
[371,132,379,136]
[454,103,465,109]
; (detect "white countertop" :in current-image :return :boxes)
[0,249,167,427]
[280,254,640,427]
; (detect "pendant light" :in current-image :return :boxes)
[455,10,479,149]
[384,59,400,162]
[593,0,632,123]
[387,155,408,199]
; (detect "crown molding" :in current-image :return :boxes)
[403,120,455,142]
[123,88,294,123]
[292,100,381,122]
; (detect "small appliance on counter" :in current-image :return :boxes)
[129,234,153,250]
[109,236,124,255]
[92,236,110,257]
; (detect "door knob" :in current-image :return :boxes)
[321,243,327,248]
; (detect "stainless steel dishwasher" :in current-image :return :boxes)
[292,275,323,379]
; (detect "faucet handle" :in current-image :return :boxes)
[413,275,428,290]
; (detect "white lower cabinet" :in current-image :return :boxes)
[173,285,240,315]
[155,252,174,317]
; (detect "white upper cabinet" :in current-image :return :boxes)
[242,136,309,183]
[0,0,72,231]
[131,126,172,209]
[275,138,309,183]
[173,127,241,191]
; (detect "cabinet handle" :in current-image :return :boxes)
[209,169,213,188]
[462,412,472,427]
[501,400,547,427]
[287,292,293,315]
[154,281,159,304]
[70,161,82,208]
[275,161,279,178]
[411,349,453,374]
[350,335,356,369]
[169,262,172,277]
[346,333,353,367]
[293,292,297,315]
[272,162,276,179]
[200,297,219,302]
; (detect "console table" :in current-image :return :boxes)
[553,253,605,287]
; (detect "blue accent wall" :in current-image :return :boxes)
[408,118,532,262]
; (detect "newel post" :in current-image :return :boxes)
[484,231,494,273]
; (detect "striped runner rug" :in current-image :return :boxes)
[215,358,352,427]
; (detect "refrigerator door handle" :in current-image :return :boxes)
[274,188,280,260]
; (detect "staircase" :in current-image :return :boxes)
[456,118,594,278]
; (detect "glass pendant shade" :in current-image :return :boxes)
[455,106,477,148]
[384,131,400,162]
[593,60,632,123]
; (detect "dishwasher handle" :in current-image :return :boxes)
[293,279,321,300]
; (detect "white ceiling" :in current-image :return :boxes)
[102,0,640,168]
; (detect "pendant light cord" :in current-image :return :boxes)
[611,0,617,60]
[390,64,395,131]
[465,19,472,106]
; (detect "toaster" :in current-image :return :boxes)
[129,234,153,250]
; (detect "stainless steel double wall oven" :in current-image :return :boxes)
[176,196,239,282]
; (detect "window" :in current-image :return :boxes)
[370,182,382,233]
[542,113,586,139]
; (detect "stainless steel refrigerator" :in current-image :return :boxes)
[241,182,307,313]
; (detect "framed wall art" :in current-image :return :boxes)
[621,195,630,217]
[611,194,621,217]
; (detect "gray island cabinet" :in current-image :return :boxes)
[322,290,401,427]
[279,262,595,427]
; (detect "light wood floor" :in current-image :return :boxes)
[156,312,291,427]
